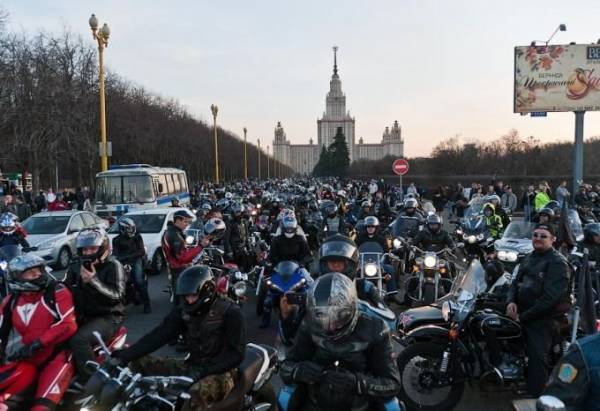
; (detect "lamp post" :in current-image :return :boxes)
[267,145,270,179]
[89,14,111,172]
[211,104,219,184]
[243,127,248,180]
[257,139,261,180]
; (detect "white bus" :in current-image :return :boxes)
[94,164,190,218]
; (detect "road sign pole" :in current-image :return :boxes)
[399,174,403,201]
[573,111,585,200]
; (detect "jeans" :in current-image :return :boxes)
[69,316,123,381]
[131,258,150,305]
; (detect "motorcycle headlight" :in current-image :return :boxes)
[424,255,437,269]
[393,239,401,249]
[456,229,463,236]
[37,239,57,250]
[442,301,453,322]
[0,261,7,271]
[467,235,476,244]
[364,263,378,277]
[477,233,485,241]
[234,281,247,297]
[498,250,518,262]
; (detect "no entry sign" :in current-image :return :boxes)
[393,159,409,175]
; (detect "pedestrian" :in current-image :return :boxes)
[555,181,570,208]
[501,185,518,214]
[34,190,47,213]
[14,195,32,222]
[534,182,552,212]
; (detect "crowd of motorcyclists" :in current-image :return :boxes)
[0,176,599,410]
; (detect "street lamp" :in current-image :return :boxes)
[211,104,219,184]
[267,145,270,179]
[531,23,567,46]
[257,139,261,180]
[243,127,248,180]
[89,14,111,172]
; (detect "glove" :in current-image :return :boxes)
[9,339,42,361]
[322,369,366,394]
[292,361,323,384]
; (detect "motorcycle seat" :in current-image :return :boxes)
[399,305,444,330]
[208,344,275,411]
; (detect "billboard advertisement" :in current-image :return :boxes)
[514,44,600,113]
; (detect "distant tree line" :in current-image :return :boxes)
[348,129,600,178]
[0,10,291,192]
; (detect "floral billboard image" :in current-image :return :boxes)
[514,44,600,113]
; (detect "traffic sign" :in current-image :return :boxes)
[393,159,409,175]
[530,112,547,117]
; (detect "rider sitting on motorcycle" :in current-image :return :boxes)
[64,228,126,383]
[481,203,503,239]
[279,272,401,411]
[112,217,151,314]
[224,202,250,271]
[322,202,348,237]
[0,213,29,249]
[0,255,77,411]
[111,265,245,411]
[411,214,455,252]
[489,194,511,229]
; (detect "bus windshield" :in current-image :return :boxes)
[96,176,155,204]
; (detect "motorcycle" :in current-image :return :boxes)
[0,245,21,298]
[357,241,396,296]
[403,243,455,306]
[195,246,251,305]
[396,260,573,411]
[493,221,535,273]
[454,200,495,263]
[79,333,278,411]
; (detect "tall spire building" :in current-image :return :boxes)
[273,47,404,175]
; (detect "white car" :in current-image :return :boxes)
[23,211,108,269]
[107,207,190,274]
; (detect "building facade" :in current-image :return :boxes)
[273,48,404,175]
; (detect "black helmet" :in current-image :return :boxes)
[404,198,418,210]
[215,198,229,211]
[307,272,359,342]
[176,265,216,315]
[426,213,442,233]
[8,254,51,292]
[118,217,136,237]
[318,234,359,279]
[545,200,561,213]
[204,218,226,240]
[584,222,600,242]
[173,209,195,221]
[322,201,337,216]
[364,216,380,227]
[538,207,555,218]
[76,228,109,263]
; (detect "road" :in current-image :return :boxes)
[119,269,518,411]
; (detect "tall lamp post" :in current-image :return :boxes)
[257,139,261,180]
[211,104,219,184]
[243,127,248,180]
[89,14,111,172]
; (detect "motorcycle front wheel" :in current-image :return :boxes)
[398,342,464,411]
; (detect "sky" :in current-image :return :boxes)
[5,0,600,157]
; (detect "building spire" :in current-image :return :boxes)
[333,45,338,76]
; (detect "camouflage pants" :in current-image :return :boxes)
[131,356,236,411]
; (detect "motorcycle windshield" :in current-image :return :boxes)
[390,217,420,238]
[566,209,584,242]
[463,201,484,220]
[462,215,485,233]
[502,221,535,240]
[358,242,384,255]
[448,260,487,322]
[275,261,300,280]
[0,245,20,261]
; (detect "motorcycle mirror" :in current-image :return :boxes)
[536,396,566,411]
[92,331,111,355]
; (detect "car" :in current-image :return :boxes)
[107,207,190,275]
[23,211,108,269]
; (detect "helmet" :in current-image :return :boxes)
[173,209,196,221]
[230,202,245,215]
[538,207,555,218]
[281,215,298,238]
[364,216,380,227]
[361,200,372,209]
[203,218,226,240]
[76,228,109,263]
[225,192,233,200]
[215,198,229,211]
[544,200,561,214]
[404,198,418,210]
[318,234,359,279]
[489,195,501,204]
[118,217,136,237]
[307,273,359,342]
[0,213,16,234]
[176,265,216,315]
[322,201,337,216]
[8,254,51,292]
[256,215,269,231]
[426,214,442,233]
[337,190,347,199]
[584,222,600,242]
[202,203,213,212]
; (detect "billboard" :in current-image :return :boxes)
[514,44,600,113]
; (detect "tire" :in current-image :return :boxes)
[423,282,436,305]
[151,249,165,275]
[56,247,71,270]
[397,342,464,411]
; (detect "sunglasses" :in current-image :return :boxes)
[532,233,550,239]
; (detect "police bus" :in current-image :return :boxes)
[94,164,190,218]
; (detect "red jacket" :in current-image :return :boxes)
[47,201,70,211]
[0,284,77,365]
[161,223,201,270]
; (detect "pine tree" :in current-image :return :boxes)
[328,127,350,177]
[313,145,331,176]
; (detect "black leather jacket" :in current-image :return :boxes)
[412,228,455,252]
[280,313,400,410]
[225,217,249,254]
[64,256,126,322]
[268,234,312,266]
[115,296,245,380]
[112,233,145,264]
[507,247,570,323]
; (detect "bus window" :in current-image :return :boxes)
[158,174,168,195]
[172,173,181,192]
[178,173,188,192]
[165,174,174,194]
[123,175,155,203]
[96,176,122,204]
